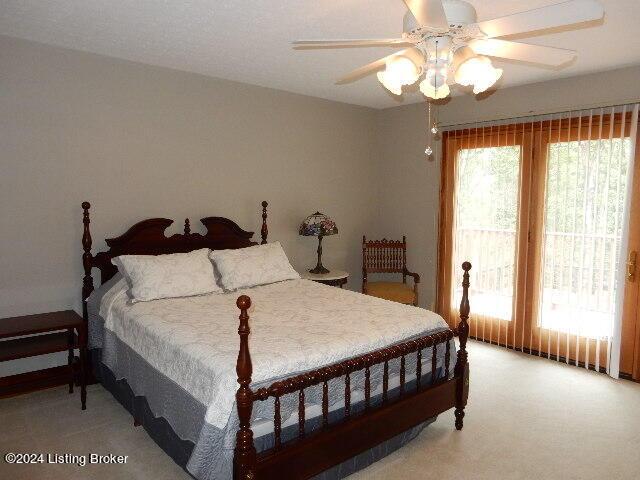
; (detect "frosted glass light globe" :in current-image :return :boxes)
[454,55,503,94]
[455,56,488,85]
[420,79,450,100]
[387,56,420,85]
[472,66,502,94]
[376,55,420,95]
[420,64,450,100]
[377,71,403,95]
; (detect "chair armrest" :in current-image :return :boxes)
[403,268,420,284]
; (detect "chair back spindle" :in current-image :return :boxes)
[362,238,406,274]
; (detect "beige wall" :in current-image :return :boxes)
[0,36,379,375]
[2,33,638,376]
[375,65,640,309]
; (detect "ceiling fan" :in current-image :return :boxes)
[293,0,605,99]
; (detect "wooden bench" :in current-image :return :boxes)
[0,310,87,409]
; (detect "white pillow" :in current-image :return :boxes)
[210,242,300,291]
[112,248,222,302]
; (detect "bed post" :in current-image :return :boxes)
[81,202,94,321]
[454,261,471,431]
[261,201,268,244]
[234,295,257,480]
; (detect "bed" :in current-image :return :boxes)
[80,201,471,480]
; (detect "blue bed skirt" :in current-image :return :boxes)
[91,348,437,479]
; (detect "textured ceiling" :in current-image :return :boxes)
[1,0,639,109]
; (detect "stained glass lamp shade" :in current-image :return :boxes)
[299,212,338,274]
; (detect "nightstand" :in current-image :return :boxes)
[0,310,87,409]
[302,270,349,288]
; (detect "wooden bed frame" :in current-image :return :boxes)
[80,200,471,480]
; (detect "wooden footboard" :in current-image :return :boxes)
[233,262,472,480]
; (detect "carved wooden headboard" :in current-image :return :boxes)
[81,200,269,319]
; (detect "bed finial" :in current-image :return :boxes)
[184,218,191,235]
[234,295,256,479]
[455,261,471,431]
[260,201,268,244]
[81,202,94,320]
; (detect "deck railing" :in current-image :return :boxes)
[453,227,620,333]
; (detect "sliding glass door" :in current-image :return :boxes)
[528,121,635,372]
[448,130,525,348]
[438,109,640,377]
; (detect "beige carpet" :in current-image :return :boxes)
[1,341,639,480]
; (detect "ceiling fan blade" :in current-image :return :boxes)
[335,48,423,85]
[469,39,576,66]
[403,0,449,29]
[475,0,604,38]
[293,39,411,49]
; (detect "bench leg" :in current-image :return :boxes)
[67,329,74,394]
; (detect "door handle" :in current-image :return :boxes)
[628,251,637,282]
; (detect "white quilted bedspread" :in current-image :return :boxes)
[99,278,449,428]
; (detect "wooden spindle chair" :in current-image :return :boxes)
[362,236,420,306]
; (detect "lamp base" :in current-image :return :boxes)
[309,265,330,275]
[309,234,330,274]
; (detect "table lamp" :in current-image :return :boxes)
[299,212,338,274]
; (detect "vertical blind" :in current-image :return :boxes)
[437,104,640,378]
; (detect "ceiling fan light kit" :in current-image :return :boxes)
[294,0,605,100]
[419,77,450,100]
[455,55,503,94]
[376,55,421,95]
